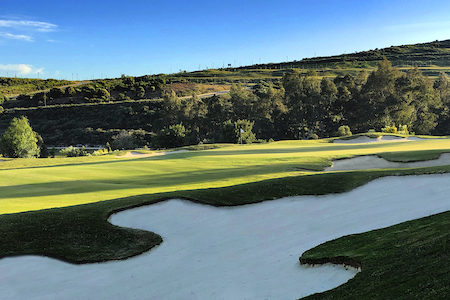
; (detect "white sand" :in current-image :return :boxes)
[117,150,188,158]
[334,135,423,144]
[2,174,450,299]
[326,153,450,171]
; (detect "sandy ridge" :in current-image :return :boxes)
[333,135,424,144]
[116,150,188,158]
[326,153,450,171]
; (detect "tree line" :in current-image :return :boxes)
[1,59,449,152]
[154,58,450,146]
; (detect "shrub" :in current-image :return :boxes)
[337,125,352,136]
[382,125,398,133]
[92,148,107,156]
[397,125,409,135]
[60,146,89,157]
[39,144,49,158]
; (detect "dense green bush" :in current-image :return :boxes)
[337,125,352,136]
[60,146,90,157]
[382,125,398,133]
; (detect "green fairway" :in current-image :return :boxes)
[1,137,450,215]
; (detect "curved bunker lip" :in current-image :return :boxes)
[116,150,188,158]
[333,135,424,144]
[325,153,450,171]
[2,174,450,299]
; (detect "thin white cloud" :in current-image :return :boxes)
[385,21,450,31]
[0,32,33,42]
[0,20,57,32]
[0,64,44,75]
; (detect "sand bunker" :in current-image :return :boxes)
[117,150,188,158]
[326,153,450,171]
[2,174,450,299]
[334,135,423,144]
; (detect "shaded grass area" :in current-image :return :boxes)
[1,165,449,265]
[300,210,450,299]
[378,149,450,162]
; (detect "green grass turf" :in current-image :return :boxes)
[1,137,450,215]
[300,208,450,299]
[1,137,450,298]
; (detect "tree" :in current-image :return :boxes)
[65,86,77,97]
[155,124,187,149]
[47,87,64,100]
[235,119,257,144]
[360,58,402,128]
[252,82,287,140]
[434,72,450,134]
[182,94,208,143]
[0,106,3,115]
[219,119,256,144]
[205,95,233,140]
[0,116,40,158]
[110,130,137,150]
[97,88,110,102]
[435,72,450,105]
[318,77,338,137]
[136,86,146,99]
[161,90,182,124]
[283,69,321,139]
[229,83,257,119]
[390,67,441,134]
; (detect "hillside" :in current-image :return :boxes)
[173,39,450,82]
[1,39,450,149]
[0,77,73,98]
[235,39,450,72]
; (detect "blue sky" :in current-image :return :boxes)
[1,0,450,80]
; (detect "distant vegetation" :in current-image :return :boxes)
[1,39,450,149]
[0,77,72,98]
